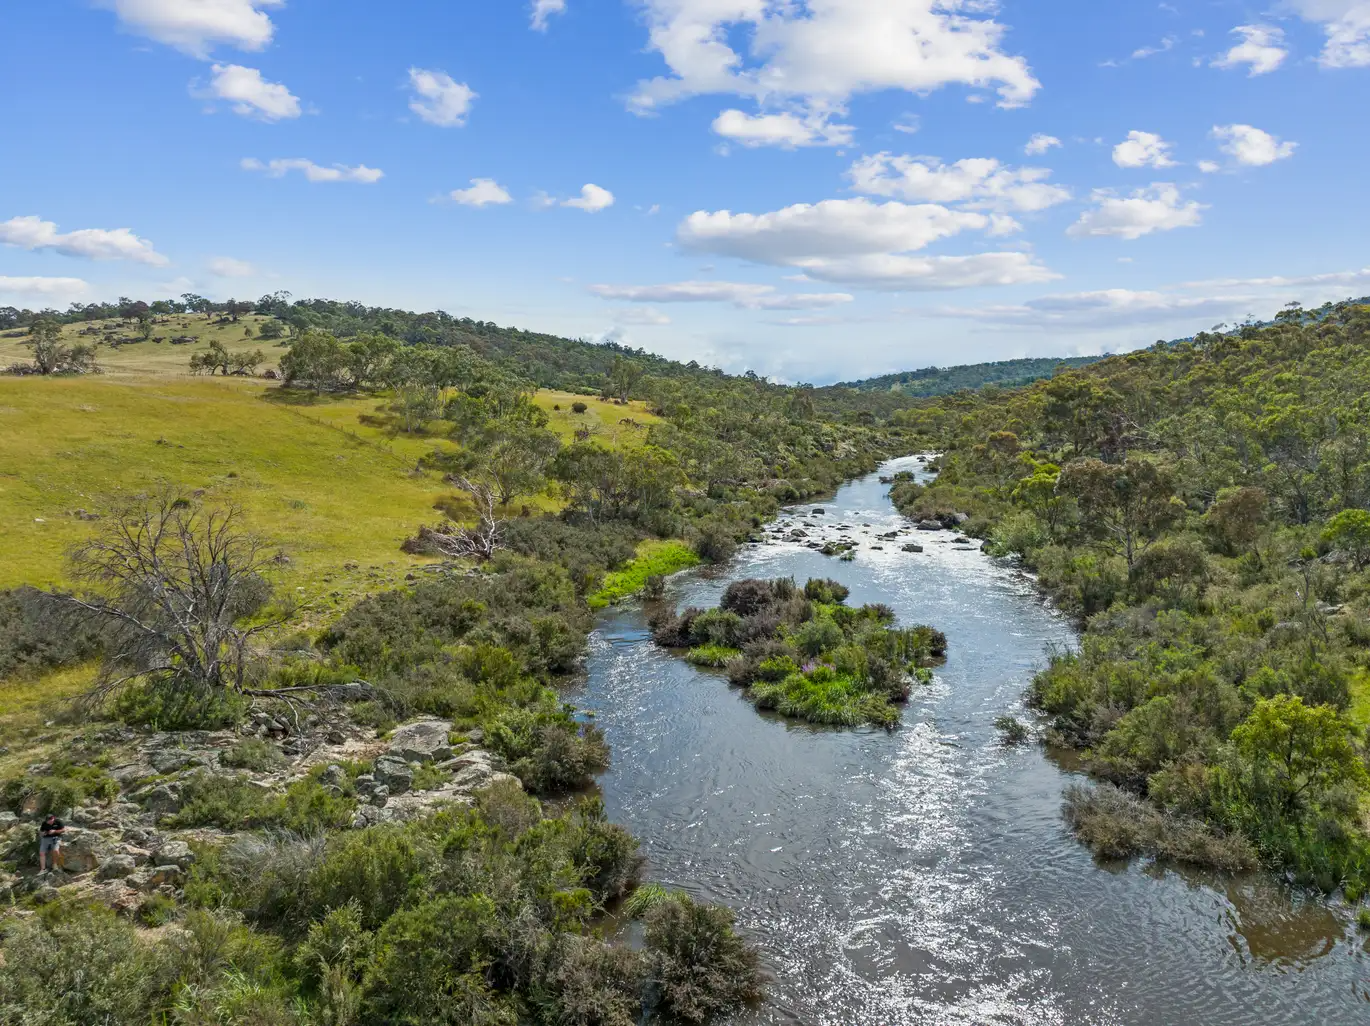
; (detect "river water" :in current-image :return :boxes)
[573,456,1369,1025]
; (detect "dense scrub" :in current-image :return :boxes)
[651,577,946,727]
[898,301,1370,895]
[1,784,762,1025]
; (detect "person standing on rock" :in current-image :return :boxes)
[38,813,64,872]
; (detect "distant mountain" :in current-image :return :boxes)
[834,355,1104,397]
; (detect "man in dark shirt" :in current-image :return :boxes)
[38,813,64,872]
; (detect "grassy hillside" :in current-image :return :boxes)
[0,357,658,615]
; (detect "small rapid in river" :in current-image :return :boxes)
[572,456,1369,1024]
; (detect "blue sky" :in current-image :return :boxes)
[1,1,1367,382]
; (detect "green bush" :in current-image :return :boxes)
[0,906,177,1023]
[113,678,246,730]
[685,645,740,668]
[221,739,288,773]
[642,894,762,1024]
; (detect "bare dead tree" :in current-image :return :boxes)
[63,492,290,705]
[421,476,504,561]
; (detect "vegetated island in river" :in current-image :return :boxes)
[650,577,947,727]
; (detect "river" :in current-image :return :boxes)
[571,456,1369,1025]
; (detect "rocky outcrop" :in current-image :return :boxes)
[387,720,452,763]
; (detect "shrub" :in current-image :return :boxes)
[571,401,588,414]
[685,645,740,668]
[114,677,246,731]
[642,894,762,1024]
[0,906,177,1023]
[221,739,287,773]
[165,772,267,830]
[0,586,103,680]
[2,758,118,815]
[994,715,1030,745]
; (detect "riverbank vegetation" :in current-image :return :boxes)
[651,577,947,727]
[0,291,919,1023]
[897,300,1370,897]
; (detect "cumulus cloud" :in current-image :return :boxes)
[1067,184,1204,241]
[1112,131,1177,169]
[589,280,853,309]
[711,109,854,148]
[675,196,1055,290]
[564,184,615,212]
[0,275,90,303]
[102,0,282,58]
[206,63,300,120]
[1024,133,1061,155]
[847,153,1071,213]
[208,256,255,277]
[408,68,476,127]
[449,178,513,207]
[1212,123,1297,165]
[1286,1,1370,68]
[1198,160,1221,174]
[241,158,384,183]
[1212,25,1288,75]
[679,198,985,263]
[531,0,566,31]
[628,0,1041,128]
[0,215,169,265]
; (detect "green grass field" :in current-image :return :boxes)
[0,318,663,619]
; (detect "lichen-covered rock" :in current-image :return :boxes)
[97,854,137,880]
[156,840,195,869]
[373,756,413,794]
[387,719,453,763]
[59,829,102,874]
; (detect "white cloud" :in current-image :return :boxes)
[675,196,1055,290]
[1024,133,1061,156]
[711,109,854,148]
[0,215,169,266]
[1212,25,1288,75]
[208,256,255,277]
[1112,131,1177,169]
[206,63,300,120]
[1067,184,1204,241]
[1212,123,1297,166]
[407,68,476,127]
[241,157,384,183]
[102,0,281,58]
[1132,36,1176,59]
[590,279,853,310]
[449,178,513,207]
[786,252,1059,291]
[929,288,1248,331]
[611,307,672,325]
[1286,1,1370,68]
[564,184,615,212]
[1198,160,1221,174]
[628,0,1041,125]
[1180,266,1370,291]
[847,153,1071,212]
[892,113,921,134]
[531,0,566,31]
[679,198,985,263]
[0,276,90,304]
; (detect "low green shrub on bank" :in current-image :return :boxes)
[588,539,701,609]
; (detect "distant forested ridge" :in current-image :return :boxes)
[835,356,1103,397]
